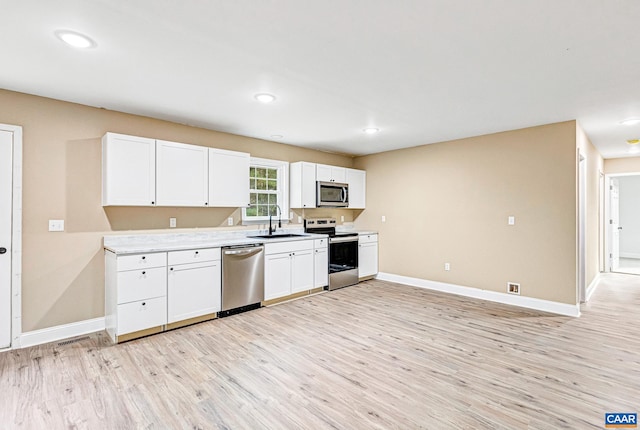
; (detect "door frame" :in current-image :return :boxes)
[604,172,640,273]
[0,123,23,350]
[577,150,586,303]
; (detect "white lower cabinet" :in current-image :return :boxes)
[105,251,168,342]
[358,234,379,279]
[264,240,314,301]
[314,238,328,288]
[167,248,221,323]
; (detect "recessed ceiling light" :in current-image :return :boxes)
[620,118,640,126]
[254,93,276,103]
[270,135,283,139]
[54,30,96,49]
[363,127,380,134]
[627,139,640,145]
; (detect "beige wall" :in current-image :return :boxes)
[604,157,640,174]
[353,121,580,304]
[0,89,354,332]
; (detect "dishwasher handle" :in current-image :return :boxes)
[224,247,263,257]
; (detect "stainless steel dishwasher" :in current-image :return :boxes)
[220,243,264,317]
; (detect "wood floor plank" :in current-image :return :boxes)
[1,273,640,428]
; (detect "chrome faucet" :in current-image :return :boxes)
[268,204,282,236]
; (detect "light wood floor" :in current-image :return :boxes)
[2,274,639,429]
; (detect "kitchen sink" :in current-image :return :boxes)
[248,233,309,239]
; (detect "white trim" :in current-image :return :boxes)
[20,317,105,349]
[620,252,640,259]
[585,274,601,302]
[604,172,640,273]
[376,272,581,317]
[0,124,23,349]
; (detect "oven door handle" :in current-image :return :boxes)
[330,236,358,244]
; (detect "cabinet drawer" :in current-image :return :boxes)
[359,234,378,244]
[117,267,167,304]
[314,238,328,248]
[265,240,314,255]
[168,248,221,265]
[117,253,167,272]
[117,296,167,335]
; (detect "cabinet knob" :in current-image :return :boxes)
[142,271,146,275]
[195,251,199,255]
[170,267,174,271]
[151,201,155,205]
[0,247,6,255]
[142,302,146,306]
[205,203,208,206]
[141,256,146,260]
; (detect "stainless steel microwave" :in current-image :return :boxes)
[317,181,349,207]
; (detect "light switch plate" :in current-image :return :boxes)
[169,218,176,228]
[341,215,345,222]
[227,217,234,226]
[298,216,302,223]
[381,215,386,223]
[508,216,515,225]
[48,219,64,232]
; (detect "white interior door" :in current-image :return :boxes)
[610,178,620,272]
[0,130,13,348]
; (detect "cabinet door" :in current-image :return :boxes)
[167,261,221,323]
[346,168,366,209]
[290,162,317,208]
[156,140,209,207]
[265,253,292,300]
[209,148,250,207]
[102,133,156,206]
[314,248,328,288]
[359,242,379,278]
[291,249,314,293]
[317,164,346,183]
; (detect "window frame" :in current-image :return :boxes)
[242,157,289,224]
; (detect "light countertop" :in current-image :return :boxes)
[104,229,328,255]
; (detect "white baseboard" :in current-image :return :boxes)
[376,272,581,317]
[585,274,601,302]
[620,252,640,259]
[20,317,105,349]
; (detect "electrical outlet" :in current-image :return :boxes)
[341,215,345,222]
[508,216,515,226]
[444,263,450,271]
[227,217,234,226]
[381,215,386,223]
[48,219,64,232]
[507,282,520,295]
[169,218,176,228]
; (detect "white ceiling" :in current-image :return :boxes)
[2,0,640,158]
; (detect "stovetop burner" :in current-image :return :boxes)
[304,217,359,239]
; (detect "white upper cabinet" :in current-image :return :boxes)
[156,140,209,207]
[316,164,346,183]
[346,168,366,209]
[102,133,156,206]
[208,148,250,207]
[290,161,317,208]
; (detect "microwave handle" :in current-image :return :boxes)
[341,187,348,203]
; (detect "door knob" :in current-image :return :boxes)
[0,247,6,254]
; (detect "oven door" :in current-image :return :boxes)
[328,236,359,290]
[317,181,348,207]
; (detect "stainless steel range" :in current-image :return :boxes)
[304,218,358,290]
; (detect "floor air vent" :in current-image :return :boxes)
[57,336,91,347]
